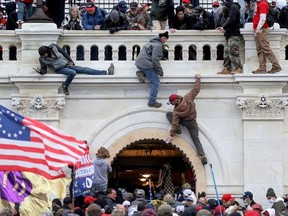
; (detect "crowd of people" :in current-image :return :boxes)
[2,183,288,216]
[0,0,287,31]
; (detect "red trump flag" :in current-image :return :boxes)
[0,105,88,179]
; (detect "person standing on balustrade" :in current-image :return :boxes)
[150,0,175,30]
[217,2,243,75]
[252,0,282,74]
[34,44,114,96]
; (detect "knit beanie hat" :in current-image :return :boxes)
[266,188,276,197]
[157,204,173,216]
[38,46,50,56]
[176,5,185,13]
[110,10,119,22]
[159,31,169,39]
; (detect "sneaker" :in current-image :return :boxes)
[62,84,69,95]
[136,71,145,83]
[268,67,282,74]
[107,63,114,75]
[252,68,267,74]
[199,155,208,165]
[231,68,243,74]
[217,68,231,75]
[148,102,162,108]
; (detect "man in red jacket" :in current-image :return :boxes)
[165,74,207,165]
[252,0,282,74]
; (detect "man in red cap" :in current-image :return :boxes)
[222,194,239,215]
[165,74,207,165]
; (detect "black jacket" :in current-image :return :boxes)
[104,11,128,33]
[189,10,215,30]
[222,2,241,40]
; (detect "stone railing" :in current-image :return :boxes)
[0,23,287,76]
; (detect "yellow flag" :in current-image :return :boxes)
[0,171,71,216]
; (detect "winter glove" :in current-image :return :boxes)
[109,27,118,34]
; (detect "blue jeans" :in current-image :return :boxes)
[17,1,33,21]
[137,66,160,105]
[55,65,107,87]
[237,0,246,25]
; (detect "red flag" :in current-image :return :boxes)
[0,105,88,179]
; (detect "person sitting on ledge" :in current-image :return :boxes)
[34,43,114,95]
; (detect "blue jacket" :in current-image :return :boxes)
[82,7,107,30]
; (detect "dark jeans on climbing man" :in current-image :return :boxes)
[166,112,205,156]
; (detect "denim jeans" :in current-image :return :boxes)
[166,112,205,156]
[90,182,107,197]
[17,2,33,21]
[137,66,160,105]
[55,65,107,87]
[237,0,246,25]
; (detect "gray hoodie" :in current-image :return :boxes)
[135,36,164,76]
[92,157,112,185]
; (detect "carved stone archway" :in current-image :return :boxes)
[105,128,207,193]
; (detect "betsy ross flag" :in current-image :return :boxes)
[0,105,88,180]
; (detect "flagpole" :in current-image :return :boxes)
[71,164,75,213]
[210,164,223,216]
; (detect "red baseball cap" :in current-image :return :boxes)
[84,196,97,204]
[215,205,225,215]
[212,1,220,7]
[182,0,191,4]
[167,94,178,105]
[221,194,235,202]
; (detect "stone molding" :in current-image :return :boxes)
[236,95,288,119]
[11,94,65,119]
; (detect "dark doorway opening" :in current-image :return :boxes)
[109,139,196,197]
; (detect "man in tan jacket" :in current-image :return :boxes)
[165,74,207,165]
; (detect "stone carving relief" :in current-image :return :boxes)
[236,95,288,119]
[12,94,65,118]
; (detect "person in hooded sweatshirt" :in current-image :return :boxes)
[135,31,169,108]
[91,147,112,197]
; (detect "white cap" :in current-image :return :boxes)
[123,201,131,206]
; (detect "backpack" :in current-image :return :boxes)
[266,2,275,27]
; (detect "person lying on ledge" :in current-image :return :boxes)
[34,43,114,95]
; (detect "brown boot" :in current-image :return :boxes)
[268,67,282,74]
[252,68,267,74]
[136,71,145,83]
[231,68,243,74]
[199,155,208,165]
[217,68,231,75]
[148,102,162,108]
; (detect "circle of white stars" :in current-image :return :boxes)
[0,109,26,139]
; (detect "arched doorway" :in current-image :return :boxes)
[108,138,197,196]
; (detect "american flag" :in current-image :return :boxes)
[0,105,88,180]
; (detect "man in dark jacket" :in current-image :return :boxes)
[35,44,114,95]
[150,0,175,30]
[135,31,169,108]
[104,10,128,34]
[217,2,243,74]
[190,6,215,30]
[165,74,207,165]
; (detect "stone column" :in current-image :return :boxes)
[235,75,288,206]
[15,23,62,74]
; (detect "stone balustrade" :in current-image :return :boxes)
[0,23,287,76]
